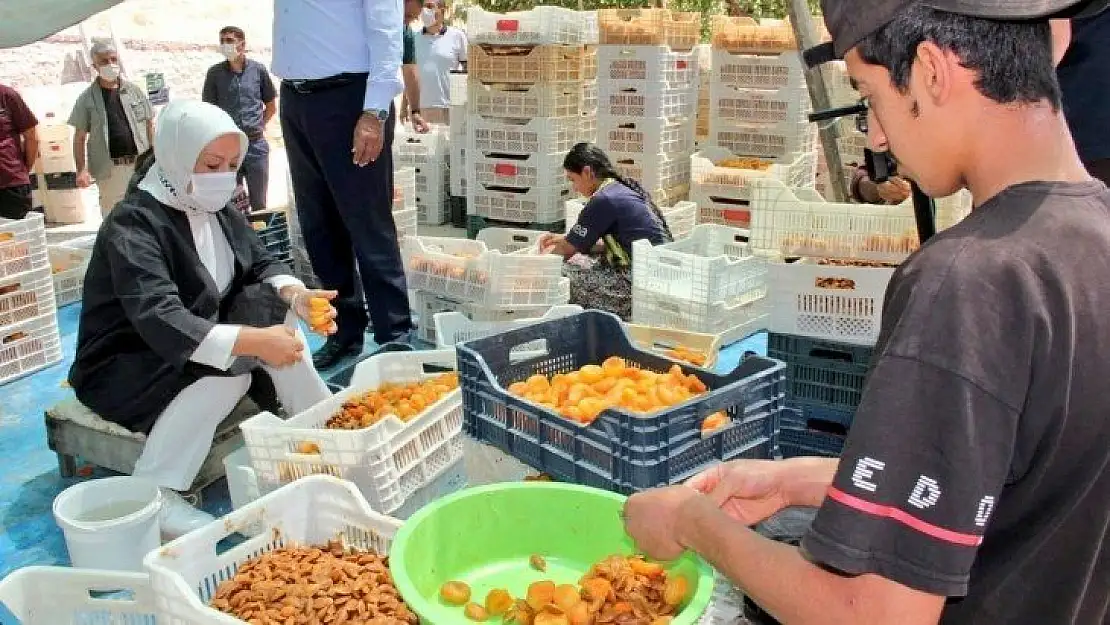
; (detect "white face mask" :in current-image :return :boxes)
[220,43,239,60]
[188,172,238,213]
[421,7,437,27]
[97,63,120,81]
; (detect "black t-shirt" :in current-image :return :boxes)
[1057,12,1110,164]
[100,86,137,159]
[801,181,1110,624]
[566,182,670,260]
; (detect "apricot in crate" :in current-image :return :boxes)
[440,580,472,605]
[326,372,459,429]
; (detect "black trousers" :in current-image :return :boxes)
[280,80,411,345]
[238,138,270,212]
[0,184,32,220]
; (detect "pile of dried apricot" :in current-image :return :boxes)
[662,346,709,368]
[210,540,417,624]
[439,554,690,624]
[325,373,460,430]
[506,357,730,434]
[409,251,489,284]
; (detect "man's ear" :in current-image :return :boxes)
[912,40,952,107]
[1050,19,1072,67]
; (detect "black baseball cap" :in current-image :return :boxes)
[804,0,1110,67]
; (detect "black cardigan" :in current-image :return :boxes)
[69,189,291,433]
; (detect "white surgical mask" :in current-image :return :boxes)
[97,63,120,81]
[421,7,437,27]
[188,172,238,213]
[220,43,239,60]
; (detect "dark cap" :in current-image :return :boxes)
[804,0,1110,67]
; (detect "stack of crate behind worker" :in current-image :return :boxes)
[690,17,820,229]
[0,212,63,387]
[815,61,868,201]
[448,73,469,228]
[395,123,450,226]
[595,8,701,212]
[463,6,597,239]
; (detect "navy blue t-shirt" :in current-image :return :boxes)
[1057,12,1110,163]
[565,182,670,259]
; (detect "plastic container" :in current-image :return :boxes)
[457,310,785,493]
[767,258,895,346]
[691,147,818,202]
[631,287,768,345]
[393,126,449,165]
[414,290,572,345]
[598,80,698,119]
[0,265,54,326]
[468,80,589,119]
[599,116,695,156]
[468,44,597,84]
[778,425,848,459]
[468,114,581,157]
[467,6,589,45]
[624,323,722,369]
[632,224,764,306]
[0,312,63,385]
[468,181,572,224]
[0,566,159,625]
[767,332,873,422]
[711,49,806,90]
[239,350,464,515]
[597,44,700,86]
[144,476,402,625]
[393,205,418,240]
[709,83,811,125]
[609,151,693,193]
[690,188,753,228]
[250,211,291,260]
[434,304,583,349]
[48,246,89,308]
[449,144,467,197]
[394,165,418,211]
[468,150,566,190]
[0,212,49,280]
[709,16,828,54]
[598,9,701,50]
[390,482,716,624]
[52,476,162,572]
[706,116,817,159]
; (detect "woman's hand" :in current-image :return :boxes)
[235,325,304,368]
[290,288,339,336]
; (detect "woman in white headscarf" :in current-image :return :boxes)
[69,100,334,539]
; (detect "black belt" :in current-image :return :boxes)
[282,72,369,95]
[112,155,137,166]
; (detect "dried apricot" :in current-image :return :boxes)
[663,575,689,606]
[530,553,548,572]
[552,584,580,612]
[533,611,570,625]
[485,589,514,616]
[440,580,471,606]
[630,558,665,577]
[581,577,611,601]
[526,580,556,611]
[651,618,674,625]
[566,600,590,625]
[464,602,489,621]
[296,441,320,454]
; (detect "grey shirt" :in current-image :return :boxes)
[68,80,153,181]
[201,58,276,138]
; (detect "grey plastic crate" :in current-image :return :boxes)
[458,310,786,493]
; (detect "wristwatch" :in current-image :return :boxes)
[410,108,421,115]
[364,108,389,122]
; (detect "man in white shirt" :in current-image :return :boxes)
[414,0,467,125]
[272,0,414,369]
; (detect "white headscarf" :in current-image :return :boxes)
[138,100,248,215]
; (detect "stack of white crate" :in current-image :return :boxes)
[394,126,450,225]
[692,16,819,228]
[695,43,711,146]
[595,8,701,208]
[449,73,468,201]
[815,61,865,201]
[0,213,63,386]
[465,6,595,232]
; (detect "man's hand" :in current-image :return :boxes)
[240,325,305,368]
[291,288,339,336]
[76,170,92,188]
[877,176,912,204]
[622,485,700,561]
[686,460,794,526]
[353,112,384,167]
[399,107,410,124]
[412,112,430,133]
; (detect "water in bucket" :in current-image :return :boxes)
[52,476,162,572]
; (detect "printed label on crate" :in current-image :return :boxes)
[43,171,78,190]
[496,19,520,31]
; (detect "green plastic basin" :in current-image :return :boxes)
[389,481,715,624]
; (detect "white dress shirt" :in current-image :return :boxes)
[187,212,303,371]
[272,0,404,113]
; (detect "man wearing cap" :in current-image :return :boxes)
[621,2,1110,624]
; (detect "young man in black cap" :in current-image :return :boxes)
[621,1,1110,623]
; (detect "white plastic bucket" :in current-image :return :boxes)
[52,477,162,572]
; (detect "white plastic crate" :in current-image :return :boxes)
[768,258,895,346]
[239,350,463,512]
[468,182,572,224]
[597,45,700,85]
[632,287,768,345]
[597,80,697,119]
[0,265,54,326]
[450,144,467,197]
[450,73,468,106]
[598,9,701,50]
[709,83,812,125]
[565,198,697,240]
[402,235,569,307]
[610,151,693,192]
[0,212,48,280]
[749,178,973,263]
[0,312,62,386]
[579,112,597,144]
[691,187,753,228]
[468,114,580,156]
[47,247,89,308]
[581,80,598,114]
[467,6,588,45]
[145,476,403,625]
[394,165,418,211]
[418,197,449,226]
[468,44,597,84]
[707,116,818,159]
[393,126,448,167]
[468,80,590,118]
[0,566,159,625]
[475,225,550,253]
[598,116,695,156]
[468,150,566,189]
[825,60,858,106]
[414,288,573,344]
[711,49,806,90]
[393,206,418,240]
[631,224,766,307]
[691,147,818,202]
[433,304,583,349]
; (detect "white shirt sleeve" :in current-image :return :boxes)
[189,324,242,370]
[363,0,404,111]
[265,274,305,294]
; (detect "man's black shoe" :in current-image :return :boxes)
[312,338,364,370]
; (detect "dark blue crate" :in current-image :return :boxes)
[781,400,855,430]
[778,425,847,458]
[767,333,873,415]
[457,310,787,494]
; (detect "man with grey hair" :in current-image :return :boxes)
[69,40,154,216]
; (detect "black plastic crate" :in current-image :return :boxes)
[457,310,786,494]
[450,196,467,229]
[466,214,565,240]
[767,333,873,416]
[777,425,847,459]
[251,211,292,258]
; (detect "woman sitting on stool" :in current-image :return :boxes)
[69,100,335,539]
[538,143,672,320]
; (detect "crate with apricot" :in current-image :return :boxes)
[458,311,786,493]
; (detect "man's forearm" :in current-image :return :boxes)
[23,135,38,171]
[780,457,839,508]
[73,136,87,172]
[402,65,421,111]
